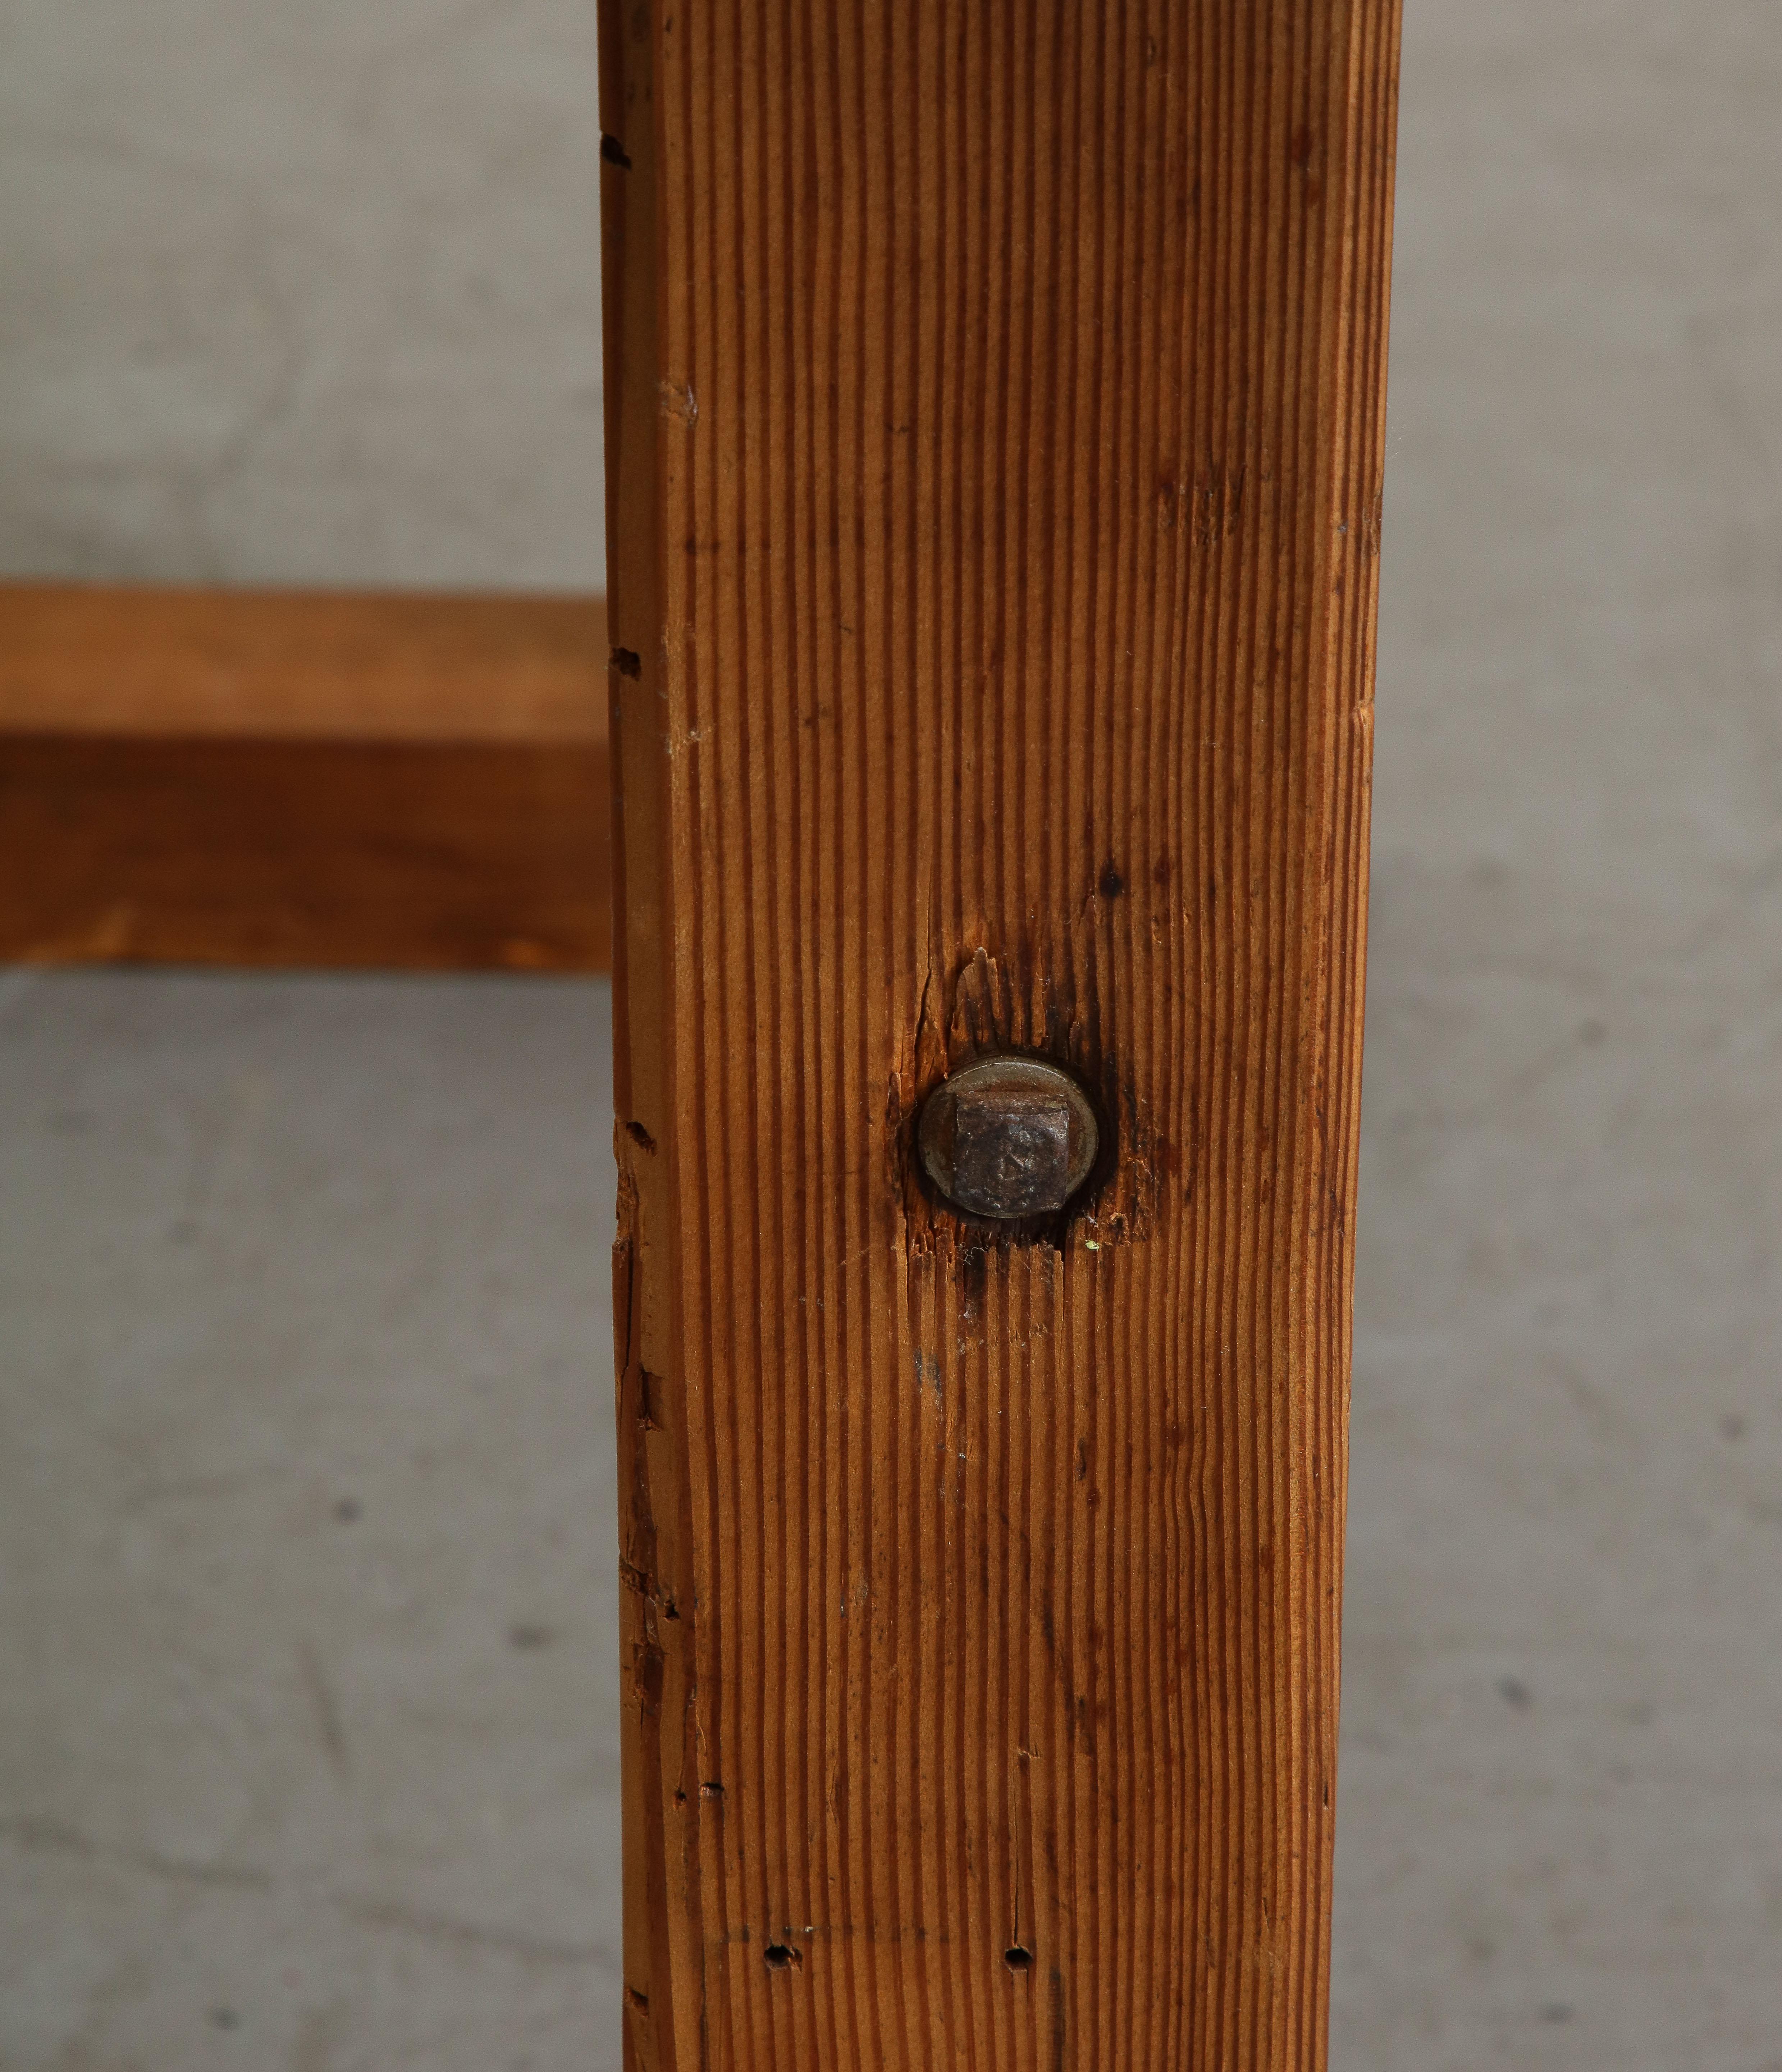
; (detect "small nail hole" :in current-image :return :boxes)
[1004,1945,1032,1972]
[763,1943,800,1971]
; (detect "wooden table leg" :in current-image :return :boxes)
[601,4,1400,2064]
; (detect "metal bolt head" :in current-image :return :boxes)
[954,1084,1070,1214]
[916,1056,1099,1219]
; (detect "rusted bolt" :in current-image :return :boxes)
[916,1056,1099,1219]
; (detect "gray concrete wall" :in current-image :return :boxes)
[0,0,603,590]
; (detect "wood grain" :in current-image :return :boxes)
[602,3,1400,2067]
[0,587,610,971]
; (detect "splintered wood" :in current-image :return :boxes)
[600,3,1399,2067]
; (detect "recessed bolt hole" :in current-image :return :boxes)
[763,1943,800,1971]
[1004,1945,1032,1972]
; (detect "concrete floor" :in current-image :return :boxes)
[1331,3,1782,2066]
[0,973,621,2070]
[0,0,604,590]
[6,0,1782,2067]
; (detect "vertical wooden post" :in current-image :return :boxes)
[600,4,1400,2067]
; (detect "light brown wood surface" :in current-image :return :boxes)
[0,585,607,741]
[602,4,1399,2067]
[0,586,610,970]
